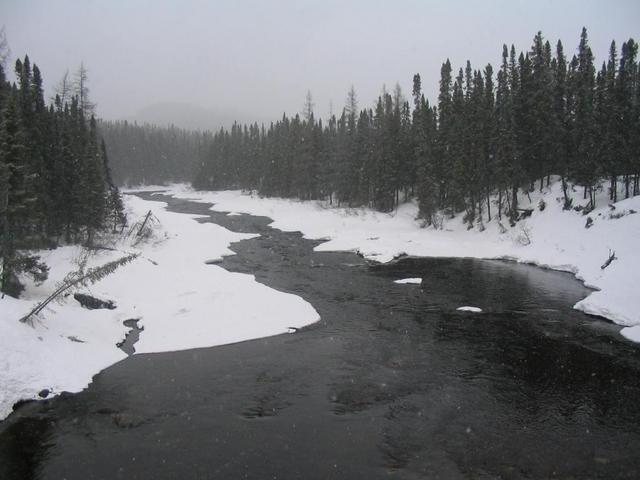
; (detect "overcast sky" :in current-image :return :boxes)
[2,0,639,128]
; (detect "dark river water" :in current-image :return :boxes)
[2,193,640,479]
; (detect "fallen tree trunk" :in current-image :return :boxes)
[20,253,139,324]
[74,293,116,310]
[137,210,153,236]
[601,249,617,270]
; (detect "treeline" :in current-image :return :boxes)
[0,56,125,297]
[99,120,211,186]
[195,29,639,225]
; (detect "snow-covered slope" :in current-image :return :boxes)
[165,180,640,342]
[0,194,319,420]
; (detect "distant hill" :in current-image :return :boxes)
[127,102,271,132]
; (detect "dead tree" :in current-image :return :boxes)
[20,253,139,324]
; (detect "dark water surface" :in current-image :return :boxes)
[1,193,639,479]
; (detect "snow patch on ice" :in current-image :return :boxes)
[621,326,640,343]
[394,278,422,285]
[457,306,483,313]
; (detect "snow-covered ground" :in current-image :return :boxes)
[0,193,319,420]
[163,180,640,343]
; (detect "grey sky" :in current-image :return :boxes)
[2,0,639,128]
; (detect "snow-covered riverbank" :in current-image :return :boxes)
[2,179,638,420]
[163,181,640,343]
[0,193,319,420]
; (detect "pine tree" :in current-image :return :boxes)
[415,78,439,224]
[495,45,515,219]
[0,93,44,296]
[617,39,638,198]
[552,40,572,209]
[100,139,125,233]
[303,90,314,122]
[602,41,620,202]
[83,116,106,244]
[436,60,453,210]
[481,64,496,221]
[571,27,598,208]
[529,32,556,191]
[355,108,374,206]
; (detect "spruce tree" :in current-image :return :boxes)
[0,93,44,296]
[552,40,572,208]
[529,32,556,190]
[572,27,598,208]
[617,39,638,198]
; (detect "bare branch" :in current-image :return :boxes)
[52,70,71,106]
[73,62,96,117]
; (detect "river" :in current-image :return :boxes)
[1,193,639,479]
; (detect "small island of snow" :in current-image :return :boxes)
[394,278,422,285]
[457,306,483,313]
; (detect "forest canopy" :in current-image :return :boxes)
[194,29,639,226]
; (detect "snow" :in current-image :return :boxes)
[162,181,640,343]
[457,306,483,313]
[0,193,319,420]
[621,326,640,343]
[394,278,422,284]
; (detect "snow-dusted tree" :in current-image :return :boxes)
[53,69,71,106]
[73,62,96,118]
[0,26,10,68]
[302,90,314,122]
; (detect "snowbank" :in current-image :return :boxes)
[164,181,640,342]
[0,193,319,420]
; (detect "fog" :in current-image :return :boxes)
[2,0,639,129]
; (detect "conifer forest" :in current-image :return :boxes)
[195,29,639,225]
[0,56,125,296]
[98,120,210,186]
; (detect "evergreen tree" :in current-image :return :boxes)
[0,93,45,296]
[617,39,638,198]
[571,27,598,208]
[552,40,572,208]
[529,32,556,190]
[436,59,453,208]
[101,139,125,232]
